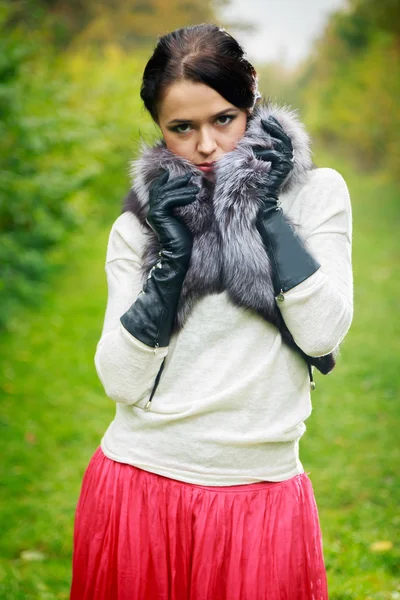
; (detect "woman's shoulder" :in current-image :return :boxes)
[282,166,350,218]
[306,166,348,189]
[288,166,351,208]
[105,211,147,264]
[303,167,351,211]
[281,166,352,240]
[297,167,352,238]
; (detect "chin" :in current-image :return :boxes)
[202,170,215,182]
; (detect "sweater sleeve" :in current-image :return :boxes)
[276,168,354,357]
[94,211,168,405]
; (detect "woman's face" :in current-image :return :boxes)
[157,80,248,172]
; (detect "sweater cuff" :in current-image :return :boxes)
[275,269,324,305]
[275,268,352,358]
[119,321,169,356]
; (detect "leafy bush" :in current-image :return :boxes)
[0,13,155,330]
[297,1,400,181]
[1,27,86,328]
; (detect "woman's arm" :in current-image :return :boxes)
[276,168,354,357]
[94,212,168,405]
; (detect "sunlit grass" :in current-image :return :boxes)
[0,153,399,598]
[0,218,115,599]
[302,150,400,598]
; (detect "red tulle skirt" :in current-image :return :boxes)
[70,447,328,599]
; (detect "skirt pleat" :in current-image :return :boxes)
[70,447,328,599]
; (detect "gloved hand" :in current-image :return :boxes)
[254,116,321,300]
[120,170,199,348]
[253,116,294,202]
[145,170,196,266]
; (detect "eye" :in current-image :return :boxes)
[215,115,236,126]
[172,123,192,134]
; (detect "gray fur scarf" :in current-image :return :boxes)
[122,103,338,376]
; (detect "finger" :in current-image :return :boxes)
[261,118,293,150]
[149,169,170,196]
[265,136,291,153]
[252,145,268,155]
[151,186,199,207]
[253,149,283,164]
[159,173,193,193]
[253,138,288,154]
[157,169,170,185]
[262,120,293,151]
[162,187,199,209]
[261,116,286,136]
[268,115,285,128]
[167,193,199,208]
[163,185,200,199]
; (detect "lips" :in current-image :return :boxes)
[196,161,216,173]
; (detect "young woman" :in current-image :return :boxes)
[70,24,353,600]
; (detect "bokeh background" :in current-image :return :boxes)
[0,0,399,598]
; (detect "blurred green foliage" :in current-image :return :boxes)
[258,0,399,183]
[298,0,400,179]
[0,7,156,331]
[0,18,83,329]
[6,0,227,49]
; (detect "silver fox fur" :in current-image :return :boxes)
[123,102,337,375]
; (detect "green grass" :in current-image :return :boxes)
[303,151,400,598]
[0,157,399,599]
[0,218,116,599]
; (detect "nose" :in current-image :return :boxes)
[197,127,217,158]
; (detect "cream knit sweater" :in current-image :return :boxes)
[95,167,353,485]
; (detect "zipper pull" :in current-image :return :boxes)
[307,363,316,391]
[144,400,152,410]
[276,289,285,302]
[153,342,159,355]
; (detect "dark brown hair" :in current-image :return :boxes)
[140,24,261,122]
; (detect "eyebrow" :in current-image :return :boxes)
[167,108,239,126]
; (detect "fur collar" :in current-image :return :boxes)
[122,102,337,375]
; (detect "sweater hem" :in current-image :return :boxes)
[100,438,305,486]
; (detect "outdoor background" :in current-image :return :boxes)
[0,0,399,598]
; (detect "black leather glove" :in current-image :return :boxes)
[120,170,199,348]
[254,116,321,300]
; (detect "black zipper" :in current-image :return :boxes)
[144,356,166,410]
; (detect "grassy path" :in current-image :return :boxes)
[0,158,399,599]
[0,222,115,599]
